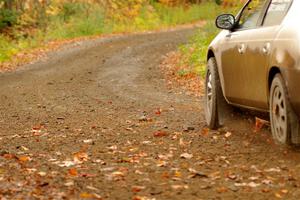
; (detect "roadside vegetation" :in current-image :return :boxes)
[0,0,241,66]
[160,2,242,96]
[171,3,242,79]
[178,21,219,78]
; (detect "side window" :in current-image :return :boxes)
[238,0,267,30]
[263,0,292,26]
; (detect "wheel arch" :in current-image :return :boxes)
[207,49,215,61]
[268,66,282,100]
[268,69,300,145]
[207,49,229,104]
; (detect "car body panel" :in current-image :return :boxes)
[220,26,279,109]
[208,0,300,115]
[269,1,300,115]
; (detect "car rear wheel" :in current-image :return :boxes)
[269,74,300,145]
[204,57,227,129]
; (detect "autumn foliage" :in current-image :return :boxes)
[0,0,243,65]
[0,0,244,31]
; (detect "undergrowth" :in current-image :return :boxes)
[0,2,222,63]
[178,21,219,78]
[178,5,241,78]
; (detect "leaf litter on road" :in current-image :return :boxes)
[2,25,300,200]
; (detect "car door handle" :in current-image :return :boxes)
[238,44,246,54]
[262,43,271,54]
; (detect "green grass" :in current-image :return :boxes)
[46,8,106,40]
[178,21,219,78]
[0,35,17,61]
[0,30,47,63]
[154,2,223,25]
[0,2,230,63]
[178,5,241,78]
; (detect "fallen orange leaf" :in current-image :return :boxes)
[32,125,42,130]
[80,192,94,198]
[174,171,182,178]
[224,132,232,138]
[216,187,228,193]
[254,117,269,132]
[161,171,170,178]
[2,154,16,160]
[281,189,288,194]
[153,131,168,137]
[132,186,145,193]
[201,128,209,136]
[275,192,282,199]
[133,196,143,200]
[69,168,78,176]
[18,156,30,162]
[73,152,89,163]
[155,108,162,115]
[261,188,271,193]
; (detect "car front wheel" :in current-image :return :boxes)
[204,57,226,129]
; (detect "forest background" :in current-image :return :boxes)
[0,0,243,65]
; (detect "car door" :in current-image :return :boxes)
[236,26,277,109]
[220,0,270,107]
[235,0,294,109]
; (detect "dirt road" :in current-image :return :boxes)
[1,27,300,200]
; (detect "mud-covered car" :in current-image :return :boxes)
[204,0,300,145]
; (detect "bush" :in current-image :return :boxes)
[0,35,18,62]
[60,2,85,21]
[47,5,105,40]
[0,1,230,64]
[215,0,223,5]
[0,9,18,30]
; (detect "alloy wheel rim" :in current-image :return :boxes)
[271,85,287,142]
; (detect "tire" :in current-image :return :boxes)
[204,57,228,129]
[269,74,300,145]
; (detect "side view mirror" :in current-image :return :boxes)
[216,14,235,30]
